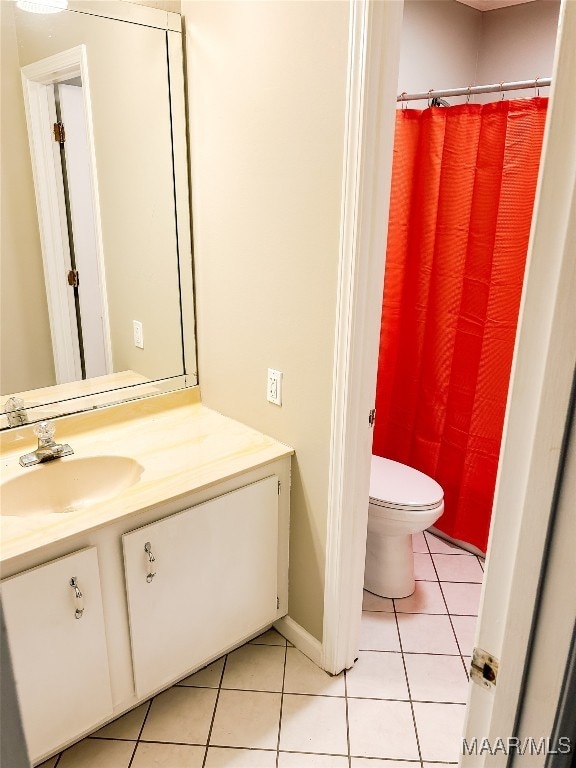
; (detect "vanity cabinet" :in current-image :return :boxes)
[1,547,113,760]
[123,476,279,696]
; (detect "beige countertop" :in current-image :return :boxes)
[0,390,293,567]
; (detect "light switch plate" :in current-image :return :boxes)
[267,369,282,406]
[133,320,144,349]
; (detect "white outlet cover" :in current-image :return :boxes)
[267,369,282,406]
[133,320,144,349]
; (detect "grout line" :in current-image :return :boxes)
[201,653,228,768]
[424,532,474,682]
[127,696,154,768]
[275,639,288,767]
[344,667,352,768]
[393,593,424,768]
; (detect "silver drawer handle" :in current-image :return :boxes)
[144,542,156,583]
[69,577,84,619]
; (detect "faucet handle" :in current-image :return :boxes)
[33,420,56,443]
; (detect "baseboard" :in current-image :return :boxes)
[428,526,486,557]
[273,615,322,667]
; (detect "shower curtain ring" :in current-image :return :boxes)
[500,82,505,101]
[535,76,540,97]
[466,86,472,105]
[400,92,407,110]
[427,89,433,108]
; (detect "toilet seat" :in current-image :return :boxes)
[369,456,443,512]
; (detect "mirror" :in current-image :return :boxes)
[0,0,197,429]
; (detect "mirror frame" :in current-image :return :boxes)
[1,0,197,430]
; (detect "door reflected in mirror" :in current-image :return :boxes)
[0,0,196,425]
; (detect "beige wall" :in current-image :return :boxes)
[0,1,55,395]
[184,0,350,640]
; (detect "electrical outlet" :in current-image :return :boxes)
[267,369,282,406]
[133,320,144,349]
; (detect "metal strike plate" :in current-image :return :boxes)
[470,647,499,689]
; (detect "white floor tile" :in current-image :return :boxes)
[404,653,469,703]
[441,582,482,615]
[284,647,345,696]
[132,743,205,768]
[425,533,472,555]
[397,613,459,655]
[359,612,400,651]
[413,702,466,762]
[205,747,277,767]
[412,531,429,553]
[222,644,285,692]
[58,739,134,768]
[362,590,395,612]
[451,615,478,656]
[394,581,447,614]
[279,752,349,767]
[250,628,287,646]
[432,554,484,583]
[211,690,281,750]
[141,687,217,744]
[179,657,225,688]
[348,698,420,760]
[91,703,148,740]
[279,694,348,755]
[346,651,409,700]
[414,552,437,580]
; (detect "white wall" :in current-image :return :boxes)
[477,0,560,101]
[183,1,350,641]
[398,0,481,98]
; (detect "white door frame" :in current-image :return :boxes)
[21,46,112,384]
[322,0,576,758]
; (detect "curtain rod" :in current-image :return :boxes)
[397,78,552,102]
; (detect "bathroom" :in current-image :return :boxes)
[1,0,575,766]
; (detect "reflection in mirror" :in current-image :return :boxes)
[0,0,196,427]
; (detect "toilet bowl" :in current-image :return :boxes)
[364,455,444,599]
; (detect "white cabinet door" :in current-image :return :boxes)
[1,547,113,761]
[123,476,279,696]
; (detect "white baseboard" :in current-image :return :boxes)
[273,615,322,667]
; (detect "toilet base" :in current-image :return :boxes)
[364,532,415,599]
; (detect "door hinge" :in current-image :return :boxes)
[277,596,280,610]
[278,480,281,495]
[368,409,376,428]
[67,269,79,287]
[470,647,499,690]
[53,121,66,145]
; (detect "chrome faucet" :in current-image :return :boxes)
[4,397,28,428]
[19,421,74,468]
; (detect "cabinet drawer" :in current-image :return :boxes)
[1,547,113,762]
[123,475,279,696]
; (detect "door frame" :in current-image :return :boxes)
[21,45,112,384]
[322,0,576,760]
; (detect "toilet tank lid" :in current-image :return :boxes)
[370,456,444,508]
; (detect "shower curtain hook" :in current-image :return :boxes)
[535,76,540,97]
[466,86,472,105]
[427,89,433,108]
[500,82,505,101]
[400,92,407,110]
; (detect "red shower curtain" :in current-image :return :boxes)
[373,98,548,553]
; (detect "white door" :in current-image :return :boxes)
[1,547,113,762]
[58,82,109,379]
[123,476,279,697]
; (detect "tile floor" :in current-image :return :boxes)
[40,531,484,768]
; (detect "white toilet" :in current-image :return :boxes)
[364,455,444,599]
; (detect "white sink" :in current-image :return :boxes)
[1,456,143,517]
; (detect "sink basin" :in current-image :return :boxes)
[1,456,143,517]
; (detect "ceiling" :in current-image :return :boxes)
[454,0,537,10]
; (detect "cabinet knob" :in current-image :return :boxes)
[144,542,156,583]
[69,577,84,619]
